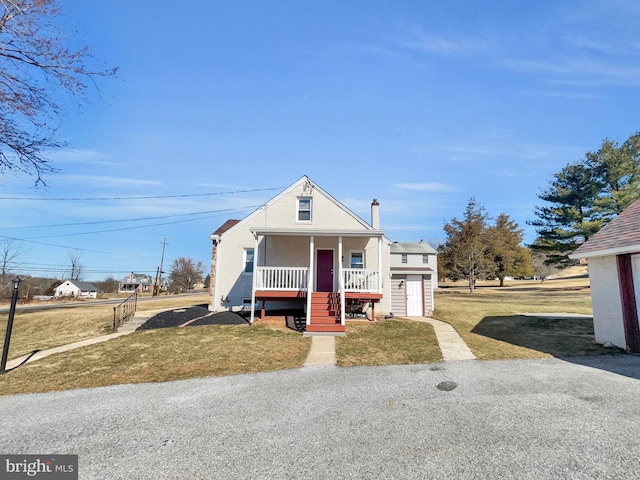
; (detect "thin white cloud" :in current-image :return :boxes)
[394,182,455,192]
[397,24,489,57]
[46,148,118,166]
[56,175,162,187]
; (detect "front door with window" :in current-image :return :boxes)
[406,275,423,316]
[317,250,334,292]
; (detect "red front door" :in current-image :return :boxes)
[317,250,334,292]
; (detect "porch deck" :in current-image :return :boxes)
[253,266,382,333]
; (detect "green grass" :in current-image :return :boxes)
[0,293,210,360]
[0,322,311,396]
[432,278,605,360]
[337,320,442,366]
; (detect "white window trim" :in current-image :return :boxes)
[423,254,429,264]
[243,248,254,275]
[349,250,365,269]
[296,196,312,223]
[401,253,408,264]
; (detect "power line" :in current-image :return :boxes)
[20,207,258,239]
[0,186,285,202]
[8,206,260,230]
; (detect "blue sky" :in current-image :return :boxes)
[2,0,640,281]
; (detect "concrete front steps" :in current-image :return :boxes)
[306,292,345,334]
[116,309,161,334]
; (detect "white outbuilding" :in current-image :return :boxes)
[54,280,99,299]
[569,198,640,352]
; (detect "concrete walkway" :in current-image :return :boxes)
[302,317,476,366]
[406,316,476,361]
[303,335,337,366]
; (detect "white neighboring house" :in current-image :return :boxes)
[569,198,640,353]
[54,280,99,299]
[389,242,438,317]
[209,176,391,334]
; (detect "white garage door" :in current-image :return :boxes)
[406,275,423,316]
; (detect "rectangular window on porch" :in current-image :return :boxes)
[244,249,254,274]
[297,197,312,222]
[350,251,364,269]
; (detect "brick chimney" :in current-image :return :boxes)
[371,199,380,229]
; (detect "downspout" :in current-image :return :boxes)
[306,236,315,327]
[250,233,259,325]
[339,236,345,326]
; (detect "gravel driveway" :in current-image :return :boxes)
[2,356,640,479]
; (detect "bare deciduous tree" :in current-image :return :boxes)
[169,257,204,292]
[0,0,116,185]
[67,250,83,281]
[0,239,23,294]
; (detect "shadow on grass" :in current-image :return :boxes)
[472,314,640,380]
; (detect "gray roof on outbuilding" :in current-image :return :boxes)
[390,242,437,254]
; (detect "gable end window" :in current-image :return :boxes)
[244,249,254,274]
[297,197,312,222]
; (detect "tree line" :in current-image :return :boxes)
[439,198,536,293]
[439,131,640,292]
[529,132,640,267]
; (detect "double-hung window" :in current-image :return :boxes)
[297,197,312,222]
[423,254,429,264]
[402,254,408,264]
[350,251,364,269]
[244,249,254,274]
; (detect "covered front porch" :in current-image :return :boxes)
[249,228,385,333]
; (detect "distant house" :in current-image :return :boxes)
[54,280,98,299]
[389,241,438,317]
[569,198,640,352]
[119,272,166,293]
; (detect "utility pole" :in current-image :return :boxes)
[153,237,167,296]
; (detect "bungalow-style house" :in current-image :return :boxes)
[209,176,391,333]
[569,198,640,352]
[119,272,166,294]
[390,241,437,317]
[54,280,98,299]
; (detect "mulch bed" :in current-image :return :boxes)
[138,305,248,330]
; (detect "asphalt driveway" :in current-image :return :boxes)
[2,356,640,479]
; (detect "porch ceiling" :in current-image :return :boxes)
[251,228,385,238]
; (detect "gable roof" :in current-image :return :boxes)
[59,280,98,291]
[212,219,240,236]
[390,242,438,255]
[217,175,385,239]
[570,198,640,259]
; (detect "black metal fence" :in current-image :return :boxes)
[113,292,138,330]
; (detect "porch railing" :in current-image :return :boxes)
[343,268,380,292]
[255,267,309,290]
[113,292,137,330]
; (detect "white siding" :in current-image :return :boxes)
[588,256,626,348]
[210,178,391,314]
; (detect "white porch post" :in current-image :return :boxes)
[306,236,314,327]
[339,236,345,326]
[377,237,383,294]
[250,233,259,324]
